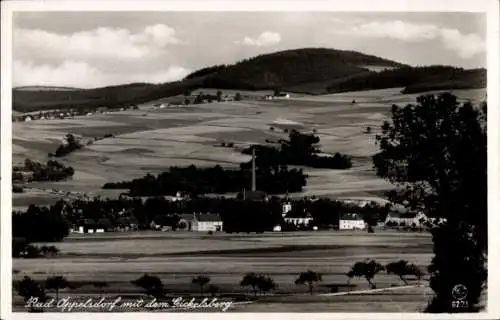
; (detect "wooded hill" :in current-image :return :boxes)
[13,48,485,112]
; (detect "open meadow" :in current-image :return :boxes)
[13,230,442,312]
[12,87,486,208]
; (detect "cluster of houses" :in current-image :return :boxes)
[264,92,291,100]
[69,196,439,235]
[13,106,138,122]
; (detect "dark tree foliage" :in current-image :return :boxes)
[385,260,416,285]
[192,275,211,295]
[17,276,47,312]
[241,131,352,169]
[185,65,228,79]
[102,164,307,196]
[13,158,75,182]
[295,270,322,295]
[45,276,70,300]
[326,66,485,95]
[131,274,164,297]
[53,133,84,157]
[373,93,487,313]
[346,260,385,289]
[240,273,261,297]
[257,275,276,295]
[13,205,70,242]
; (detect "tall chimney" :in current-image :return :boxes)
[251,146,256,192]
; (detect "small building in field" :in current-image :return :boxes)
[339,213,366,230]
[192,213,223,232]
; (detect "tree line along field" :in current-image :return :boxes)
[13,231,437,312]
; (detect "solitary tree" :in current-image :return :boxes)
[208,284,220,297]
[373,93,487,312]
[257,275,276,295]
[386,260,412,285]
[295,270,322,295]
[346,260,384,289]
[45,276,70,301]
[17,276,47,312]
[192,275,211,295]
[131,274,163,297]
[240,272,260,297]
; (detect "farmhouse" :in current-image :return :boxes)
[385,211,427,227]
[192,213,223,232]
[339,213,366,230]
[175,213,224,232]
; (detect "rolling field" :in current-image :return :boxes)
[13,231,439,312]
[12,87,485,207]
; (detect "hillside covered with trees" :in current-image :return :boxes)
[13,48,485,112]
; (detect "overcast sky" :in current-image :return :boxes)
[12,12,486,88]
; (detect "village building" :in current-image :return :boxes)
[283,212,314,227]
[385,211,428,227]
[339,213,366,230]
[191,213,223,232]
[282,201,292,216]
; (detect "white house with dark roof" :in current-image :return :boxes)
[339,213,366,230]
[192,213,223,232]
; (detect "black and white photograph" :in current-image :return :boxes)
[1,0,499,318]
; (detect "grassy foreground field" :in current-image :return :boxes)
[13,231,439,312]
[12,88,485,208]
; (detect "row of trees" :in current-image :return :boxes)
[102,164,307,196]
[16,259,423,311]
[12,158,75,182]
[242,130,353,170]
[13,238,59,258]
[13,205,70,242]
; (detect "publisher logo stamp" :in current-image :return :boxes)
[451,284,469,309]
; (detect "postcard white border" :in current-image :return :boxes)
[1,0,499,319]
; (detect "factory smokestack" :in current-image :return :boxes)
[251,146,256,192]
